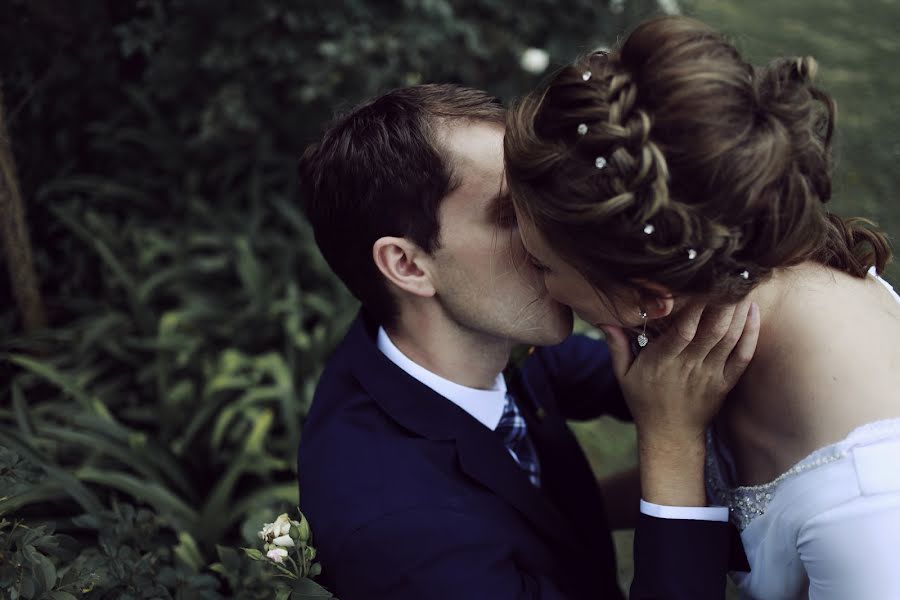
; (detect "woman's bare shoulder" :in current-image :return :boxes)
[735,264,900,466]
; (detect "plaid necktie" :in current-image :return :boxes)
[496,393,541,487]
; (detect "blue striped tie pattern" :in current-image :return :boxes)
[496,394,541,487]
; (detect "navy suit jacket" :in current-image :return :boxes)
[298,312,736,599]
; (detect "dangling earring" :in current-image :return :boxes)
[637,309,649,347]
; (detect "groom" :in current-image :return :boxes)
[297,84,744,599]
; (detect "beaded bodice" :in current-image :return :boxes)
[705,426,850,531]
[706,267,900,532]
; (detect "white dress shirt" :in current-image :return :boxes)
[377,327,726,522]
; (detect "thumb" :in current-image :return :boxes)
[599,324,633,381]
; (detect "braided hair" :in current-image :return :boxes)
[504,16,891,304]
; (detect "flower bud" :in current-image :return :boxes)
[295,513,311,543]
[266,547,288,563]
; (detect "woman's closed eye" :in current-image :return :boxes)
[527,253,550,273]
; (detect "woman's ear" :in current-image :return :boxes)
[634,280,674,320]
[372,237,436,298]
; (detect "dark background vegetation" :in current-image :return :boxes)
[1,0,896,597]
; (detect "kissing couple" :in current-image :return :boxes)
[297,15,900,600]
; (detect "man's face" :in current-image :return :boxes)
[427,122,573,346]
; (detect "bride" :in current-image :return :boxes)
[502,15,900,600]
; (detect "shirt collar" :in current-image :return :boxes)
[376,327,507,431]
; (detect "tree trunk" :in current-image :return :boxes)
[0,83,47,331]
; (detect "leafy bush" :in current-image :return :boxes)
[0,0,670,597]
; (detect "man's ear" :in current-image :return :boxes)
[372,236,436,298]
[633,280,674,320]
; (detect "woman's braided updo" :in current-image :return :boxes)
[504,15,891,304]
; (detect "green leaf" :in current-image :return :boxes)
[235,237,264,304]
[171,393,226,455]
[243,407,274,453]
[242,547,264,561]
[228,483,298,524]
[198,452,250,541]
[0,482,66,516]
[34,553,57,592]
[174,531,205,572]
[37,176,152,205]
[0,429,104,516]
[290,577,335,598]
[215,545,242,572]
[65,414,194,497]
[275,585,293,600]
[49,205,154,333]
[6,355,97,410]
[19,575,35,598]
[209,386,283,451]
[74,466,198,536]
[37,425,174,490]
[11,382,34,437]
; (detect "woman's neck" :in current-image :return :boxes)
[717,261,900,485]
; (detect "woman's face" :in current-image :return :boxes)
[514,205,640,329]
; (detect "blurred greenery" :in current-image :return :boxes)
[1,0,896,598]
[0,0,668,597]
[690,0,900,284]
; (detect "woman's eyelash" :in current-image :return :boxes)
[497,211,517,227]
[489,193,517,228]
[527,254,549,272]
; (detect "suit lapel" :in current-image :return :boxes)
[345,312,575,548]
[454,422,576,548]
[509,365,619,572]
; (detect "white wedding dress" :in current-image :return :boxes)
[706,268,900,600]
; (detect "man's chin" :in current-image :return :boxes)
[521,306,574,347]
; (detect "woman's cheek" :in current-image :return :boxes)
[544,275,578,310]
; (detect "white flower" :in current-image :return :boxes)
[258,513,302,544]
[610,0,625,14]
[274,513,294,537]
[258,522,275,542]
[273,534,295,548]
[258,522,278,543]
[520,48,550,74]
[266,547,288,563]
[657,0,681,15]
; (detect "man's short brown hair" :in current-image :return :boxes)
[298,84,504,327]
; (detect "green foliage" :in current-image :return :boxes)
[0,0,665,597]
[0,500,223,599]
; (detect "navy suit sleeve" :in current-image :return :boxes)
[629,514,731,599]
[527,335,631,422]
[330,508,575,600]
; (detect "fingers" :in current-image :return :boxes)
[724,302,760,386]
[652,302,705,357]
[685,302,738,360]
[599,325,634,381]
[705,298,752,365]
